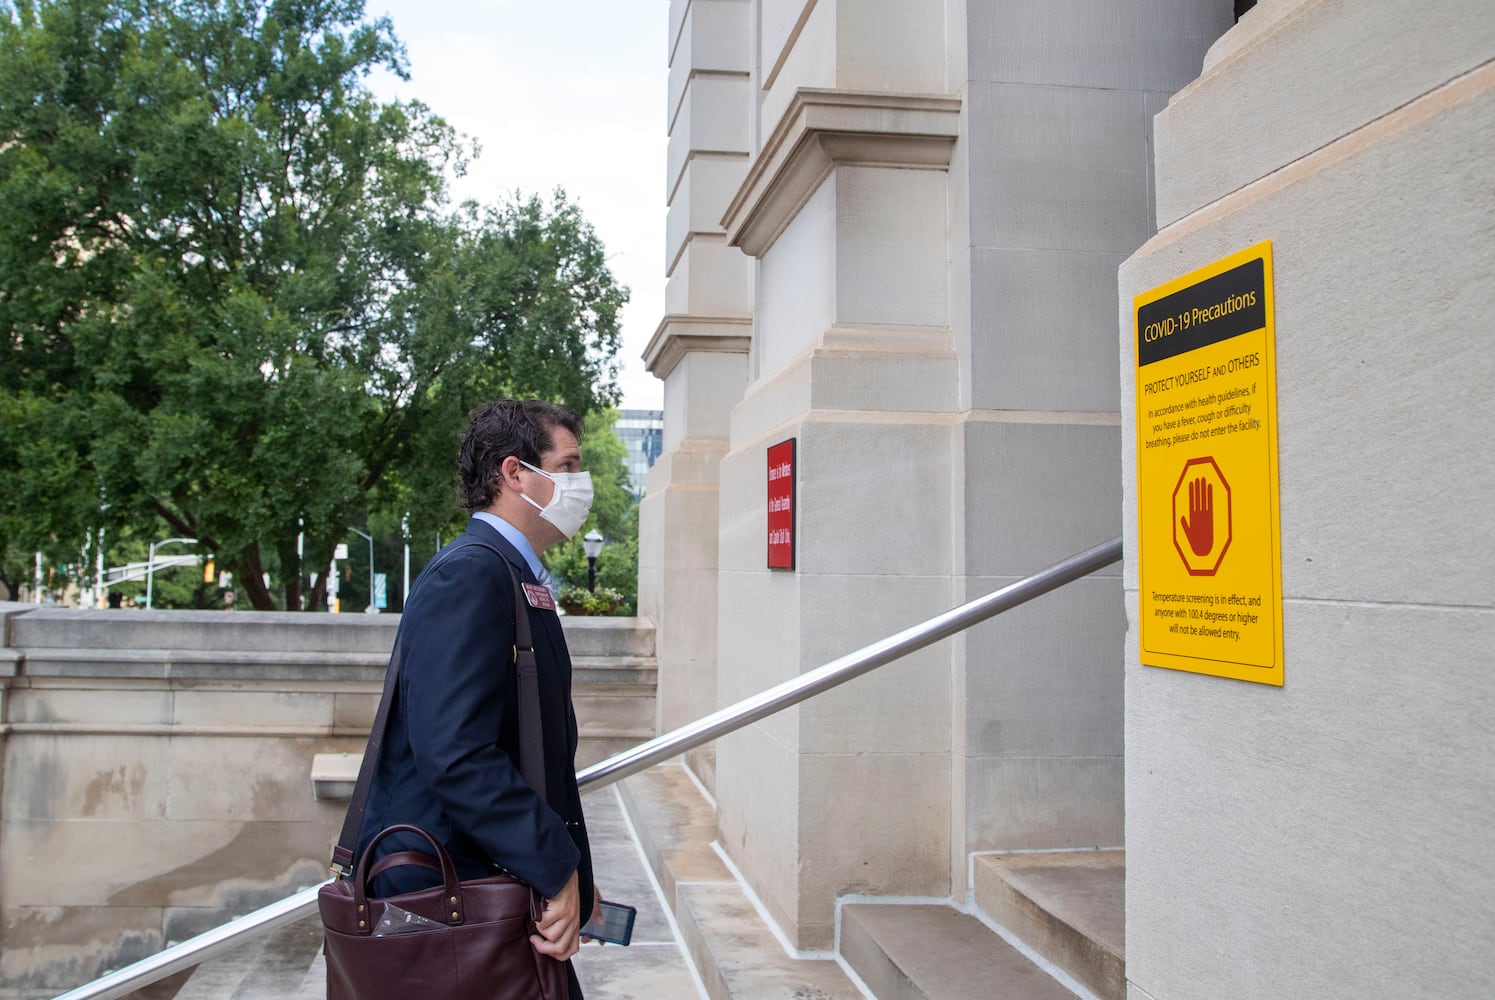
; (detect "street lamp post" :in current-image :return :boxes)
[347,528,377,614]
[583,530,604,592]
[145,537,197,610]
[401,514,411,610]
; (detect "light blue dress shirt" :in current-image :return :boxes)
[472,512,554,595]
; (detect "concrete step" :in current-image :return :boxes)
[573,683,658,736]
[135,910,324,1000]
[840,903,1082,1000]
[617,763,861,1000]
[615,761,732,903]
[972,852,1125,1000]
[297,951,327,999]
[578,735,647,769]
[679,884,863,1000]
[572,660,657,768]
[572,655,659,684]
[572,786,703,997]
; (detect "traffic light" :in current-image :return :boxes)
[203,558,215,583]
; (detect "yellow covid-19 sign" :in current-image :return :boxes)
[1135,242,1284,686]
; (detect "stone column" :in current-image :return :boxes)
[705,0,1235,951]
[947,0,1233,895]
[714,0,961,951]
[637,0,754,791]
[1121,3,1495,997]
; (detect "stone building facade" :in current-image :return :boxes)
[639,0,1493,996]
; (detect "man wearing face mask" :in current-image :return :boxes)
[352,399,600,998]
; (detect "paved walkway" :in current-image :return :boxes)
[572,784,707,999]
[159,783,709,1000]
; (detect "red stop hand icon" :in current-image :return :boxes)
[1171,457,1231,576]
[1180,477,1213,556]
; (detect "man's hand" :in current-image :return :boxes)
[532,870,582,961]
[580,883,605,946]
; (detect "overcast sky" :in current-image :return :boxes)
[365,1,668,411]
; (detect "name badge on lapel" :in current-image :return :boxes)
[522,582,557,612]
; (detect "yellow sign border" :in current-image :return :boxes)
[1134,241,1284,685]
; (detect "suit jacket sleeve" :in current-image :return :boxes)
[398,544,580,898]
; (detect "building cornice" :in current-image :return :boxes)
[722,89,961,258]
[644,315,753,379]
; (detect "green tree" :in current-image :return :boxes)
[543,408,639,613]
[0,0,625,610]
[365,193,626,554]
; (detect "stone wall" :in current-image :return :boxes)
[671,0,1231,951]
[1119,3,1495,998]
[950,0,1232,875]
[0,605,655,996]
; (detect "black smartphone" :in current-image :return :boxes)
[580,900,637,946]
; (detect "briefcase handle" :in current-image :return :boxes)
[351,824,465,925]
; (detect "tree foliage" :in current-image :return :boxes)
[0,0,626,609]
[542,408,639,613]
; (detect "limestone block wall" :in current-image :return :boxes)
[1119,3,1495,998]
[0,607,656,995]
[692,0,1239,950]
[0,608,387,995]
[715,405,960,950]
[713,0,963,951]
[950,1,1233,872]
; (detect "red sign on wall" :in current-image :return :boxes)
[767,438,796,570]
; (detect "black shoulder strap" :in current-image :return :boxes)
[330,541,547,878]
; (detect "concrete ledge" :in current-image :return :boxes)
[0,601,37,647]
[1156,0,1495,225]
[151,910,325,1000]
[310,752,361,801]
[10,609,400,653]
[643,315,752,380]
[559,616,657,658]
[841,902,1079,1000]
[0,612,657,993]
[19,648,387,681]
[723,88,961,257]
[973,851,1125,1000]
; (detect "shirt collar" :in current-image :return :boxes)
[472,511,545,582]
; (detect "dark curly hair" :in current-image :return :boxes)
[457,400,584,514]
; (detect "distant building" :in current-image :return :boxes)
[614,409,663,498]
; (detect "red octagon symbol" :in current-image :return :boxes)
[1171,456,1232,576]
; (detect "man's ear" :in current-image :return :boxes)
[497,455,525,494]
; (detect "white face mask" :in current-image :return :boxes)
[519,460,594,539]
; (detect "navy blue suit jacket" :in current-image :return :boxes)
[354,517,593,921]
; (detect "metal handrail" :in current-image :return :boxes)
[575,535,1123,790]
[54,536,1122,1000]
[53,887,323,1000]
